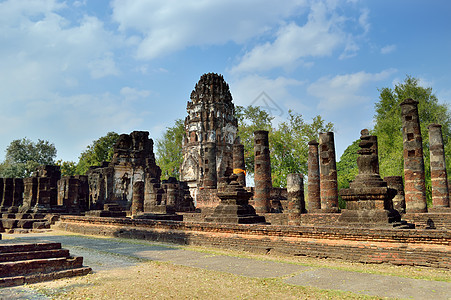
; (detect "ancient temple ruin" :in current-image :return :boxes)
[339,129,401,225]
[180,73,238,202]
[86,131,193,216]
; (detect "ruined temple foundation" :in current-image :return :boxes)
[319,132,339,213]
[339,130,401,226]
[253,130,272,213]
[428,124,450,211]
[401,98,427,213]
[307,140,321,212]
[206,174,265,224]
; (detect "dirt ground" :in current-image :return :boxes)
[0,231,449,300]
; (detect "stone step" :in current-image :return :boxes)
[0,249,70,262]
[392,220,416,229]
[0,256,85,278]
[0,266,92,288]
[1,218,50,229]
[0,242,62,254]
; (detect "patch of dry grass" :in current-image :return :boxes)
[31,261,379,300]
[182,245,451,282]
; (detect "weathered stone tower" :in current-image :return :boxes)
[180,73,238,198]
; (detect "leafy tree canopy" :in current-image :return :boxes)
[76,132,120,175]
[237,106,333,188]
[155,119,185,180]
[0,138,57,178]
[56,160,77,176]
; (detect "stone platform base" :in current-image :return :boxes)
[133,213,183,221]
[0,242,91,287]
[54,216,450,269]
[338,209,402,226]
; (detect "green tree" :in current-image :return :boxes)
[236,106,333,188]
[373,75,451,205]
[56,160,77,176]
[76,132,120,175]
[336,139,360,208]
[270,112,333,187]
[235,105,273,174]
[155,119,185,180]
[0,138,57,178]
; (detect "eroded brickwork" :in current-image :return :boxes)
[400,98,427,213]
[319,132,339,212]
[307,140,320,211]
[428,124,450,209]
[180,73,238,202]
[254,130,272,213]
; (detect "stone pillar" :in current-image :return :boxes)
[12,178,24,207]
[203,142,217,189]
[319,132,339,212]
[233,141,246,187]
[384,176,405,213]
[131,181,144,215]
[307,140,321,211]
[428,124,450,208]
[254,130,272,213]
[23,177,38,209]
[1,178,14,210]
[287,173,305,225]
[400,98,427,213]
[0,179,3,208]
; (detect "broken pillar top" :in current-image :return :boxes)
[400,98,418,106]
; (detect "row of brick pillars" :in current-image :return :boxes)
[401,98,450,212]
[306,132,339,212]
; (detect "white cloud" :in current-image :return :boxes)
[381,44,396,54]
[0,1,121,102]
[307,69,397,111]
[230,1,368,73]
[229,75,305,119]
[120,87,151,101]
[110,0,308,60]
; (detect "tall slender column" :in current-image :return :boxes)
[400,98,427,213]
[1,178,14,210]
[233,141,246,187]
[307,140,321,211]
[319,132,339,212]
[12,178,24,207]
[428,124,450,208]
[131,181,144,215]
[287,173,305,225]
[254,130,272,213]
[203,142,217,189]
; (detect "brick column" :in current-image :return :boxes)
[1,178,14,210]
[23,177,38,208]
[287,173,305,225]
[233,141,246,187]
[131,181,144,215]
[400,98,427,213]
[319,132,339,212]
[307,140,321,211]
[12,178,24,208]
[428,124,450,208]
[384,176,405,213]
[203,142,217,189]
[254,130,272,213]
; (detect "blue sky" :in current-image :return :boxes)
[1,0,450,163]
